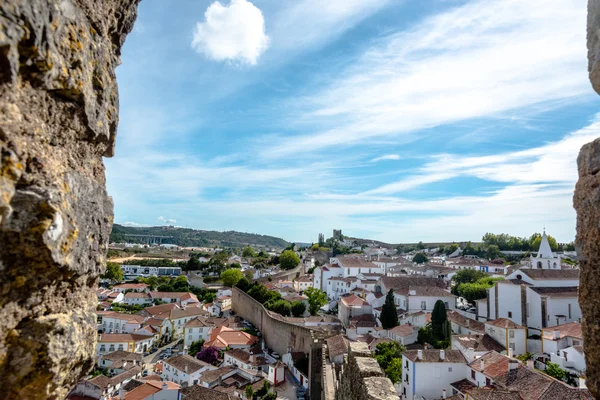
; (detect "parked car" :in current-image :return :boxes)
[142,370,148,377]
[149,348,158,354]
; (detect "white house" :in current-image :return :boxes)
[401,349,467,400]
[388,325,418,346]
[267,361,286,386]
[338,294,372,326]
[542,322,585,374]
[97,350,143,375]
[332,256,382,278]
[446,311,484,335]
[149,291,200,306]
[451,334,506,362]
[399,311,430,328]
[162,354,216,388]
[122,292,152,306]
[526,286,581,330]
[313,264,342,293]
[96,333,154,355]
[294,275,313,292]
[97,311,146,334]
[484,318,527,356]
[223,348,268,372]
[486,268,580,329]
[112,283,148,293]
[376,276,456,313]
[169,307,210,338]
[326,334,349,364]
[183,317,218,349]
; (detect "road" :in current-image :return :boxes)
[275,370,302,399]
[142,340,182,374]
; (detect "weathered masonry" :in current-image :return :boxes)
[0,0,140,398]
[575,0,600,397]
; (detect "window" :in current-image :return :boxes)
[109,345,115,351]
[509,343,515,351]
[118,344,123,351]
[573,340,581,346]
[471,369,476,379]
[100,345,106,352]
[444,302,449,309]
[405,373,409,383]
[421,301,426,310]
[509,330,514,339]
[486,378,491,386]
[448,367,453,372]
[568,304,572,319]
[508,312,512,318]
[188,335,192,340]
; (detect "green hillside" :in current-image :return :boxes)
[110,224,289,249]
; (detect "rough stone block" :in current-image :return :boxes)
[349,341,371,357]
[364,377,398,400]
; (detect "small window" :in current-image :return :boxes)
[508,312,512,318]
[509,330,515,338]
[471,369,476,379]
[486,378,491,386]
[448,367,453,372]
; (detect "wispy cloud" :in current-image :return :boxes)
[191,0,270,65]
[265,0,590,156]
[371,154,401,162]
[158,216,177,224]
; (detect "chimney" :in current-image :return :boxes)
[526,360,534,369]
[480,359,484,371]
[553,330,560,340]
[466,319,470,328]
[442,389,447,399]
[579,377,587,389]
[250,351,254,362]
[417,350,423,360]
[184,365,188,374]
[119,387,125,400]
[440,350,445,360]
[162,382,168,390]
[508,348,513,358]
[508,360,518,372]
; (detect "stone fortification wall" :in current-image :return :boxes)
[576,1,600,397]
[231,287,313,355]
[0,0,139,399]
[333,342,397,400]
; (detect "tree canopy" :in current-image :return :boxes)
[304,287,327,315]
[242,246,256,257]
[380,289,399,329]
[413,252,428,264]
[102,262,123,284]
[291,301,307,317]
[279,250,300,270]
[374,341,405,383]
[221,268,243,287]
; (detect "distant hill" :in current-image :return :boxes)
[110,224,289,249]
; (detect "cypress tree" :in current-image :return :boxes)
[381,289,399,329]
[431,300,448,341]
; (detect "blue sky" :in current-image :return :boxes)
[106,0,600,244]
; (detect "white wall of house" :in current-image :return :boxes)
[162,362,215,388]
[495,284,523,325]
[122,296,152,306]
[388,330,417,345]
[484,324,526,356]
[408,295,455,313]
[184,326,213,348]
[550,347,586,373]
[546,297,581,327]
[401,356,466,400]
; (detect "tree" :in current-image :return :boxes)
[304,287,327,315]
[102,262,123,284]
[264,299,292,316]
[262,393,277,400]
[244,269,254,280]
[279,250,300,270]
[188,339,204,356]
[374,341,405,372]
[417,325,432,345]
[445,243,459,255]
[486,244,501,260]
[431,300,450,348]
[245,385,254,400]
[291,301,307,317]
[237,277,251,292]
[221,268,243,287]
[380,289,399,329]
[452,269,488,285]
[318,233,325,247]
[545,362,566,381]
[242,246,256,257]
[530,233,558,251]
[416,241,426,250]
[385,358,403,383]
[413,252,428,264]
[197,346,220,365]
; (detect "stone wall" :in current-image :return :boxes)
[0,0,139,398]
[576,1,600,398]
[231,287,313,355]
[333,342,397,400]
[256,262,304,284]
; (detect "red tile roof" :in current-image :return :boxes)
[542,322,583,340]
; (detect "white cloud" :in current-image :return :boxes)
[266,0,591,156]
[371,154,401,162]
[158,216,177,224]
[367,114,600,195]
[121,221,149,227]
[191,0,270,65]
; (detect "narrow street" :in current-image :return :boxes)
[142,340,181,373]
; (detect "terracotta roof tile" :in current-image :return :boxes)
[542,322,583,340]
[326,334,348,359]
[404,349,466,363]
[164,354,212,374]
[486,318,524,329]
